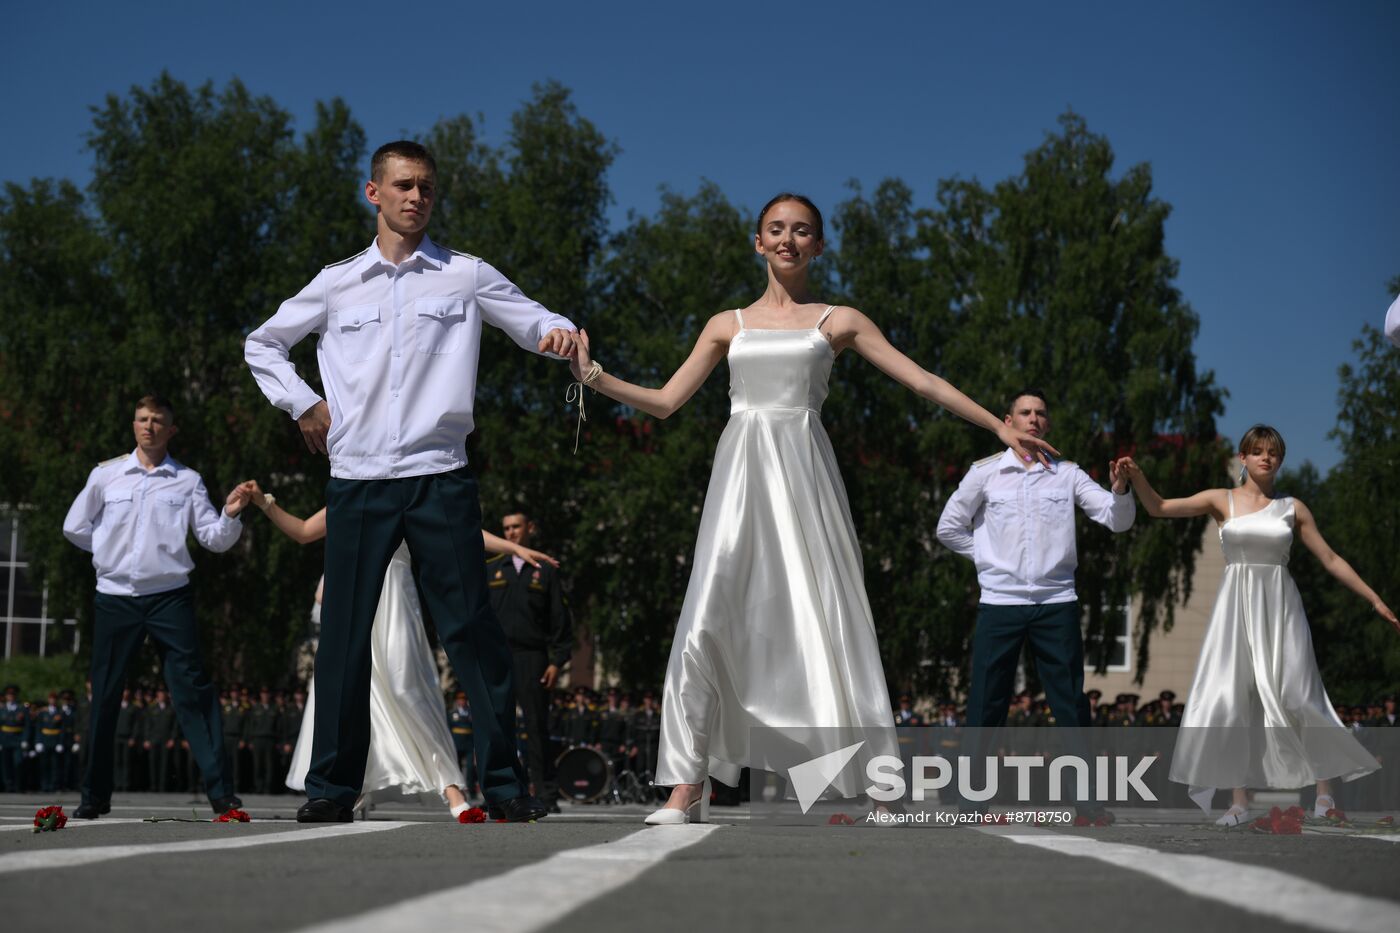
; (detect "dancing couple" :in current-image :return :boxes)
[245,141,1051,825]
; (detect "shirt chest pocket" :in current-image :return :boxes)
[415,298,466,355]
[152,494,186,528]
[101,489,134,523]
[984,490,1018,514]
[1035,491,1070,524]
[335,304,383,363]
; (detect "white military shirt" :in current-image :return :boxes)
[936,448,1135,606]
[63,452,243,597]
[244,236,576,480]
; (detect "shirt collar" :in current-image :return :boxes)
[359,235,443,279]
[125,450,177,476]
[997,447,1057,474]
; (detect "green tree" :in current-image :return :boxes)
[1301,276,1400,702]
[826,113,1227,694]
[0,74,368,683]
[569,184,761,685]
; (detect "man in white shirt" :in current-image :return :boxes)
[936,389,1134,821]
[245,140,577,823]
[63,394,250,818]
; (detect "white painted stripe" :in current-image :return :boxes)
[982,827,1398,933]
[0,821,412,875]
[293,824,723,933]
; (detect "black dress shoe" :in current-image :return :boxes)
[547,799,562,814]
[210,795,243,814]
[489,795,550,823]
[297,798,353,823]
[1074,806,1116,827]
[74,801,106,820]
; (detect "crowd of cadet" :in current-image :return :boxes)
[6,678,1396,810]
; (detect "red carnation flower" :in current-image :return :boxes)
[33,805,67,833]
[213,808,251,823]
[1251,806,1301,835]
[457,807,487,824]
[828,813,855,825]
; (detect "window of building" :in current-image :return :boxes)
[2,507,78,658]
[1084,601,1132,674]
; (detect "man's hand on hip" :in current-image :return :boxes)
[298,400,332,455]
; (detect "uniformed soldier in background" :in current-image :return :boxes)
[66,687,88,791]
[1085,689,1105,726]
[596,687,630,776]
[0,685,27,792]
[221,689,246,794]
[280,688,306,791]
[34,693,67,793]
[563,688,597,748]
[142,687,177,793]
[114,688,141,791]
[246,686,281,795]
[488,511,573,814]
[628,691,663,778]
[448,692,477,798]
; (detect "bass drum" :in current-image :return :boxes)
[554,746,612,803]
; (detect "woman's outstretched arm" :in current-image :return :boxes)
[834,307,1057,465]
[1116,459,1227,521]
[1293,498,1399,631]
[482,530,559,569]
[239,480,327,544]
[568,313,731,419]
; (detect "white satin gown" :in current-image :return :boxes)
[654,307,898,792]
[1170,493,1378,797]
[287,544,466,807]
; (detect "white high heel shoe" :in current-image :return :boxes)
[1215,804,1251,827]
[1313,794,1336,818]
[644,779,711,826]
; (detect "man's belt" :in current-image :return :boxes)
[41,728,62,736]
[451,728,472,735]
[0,725,22,733]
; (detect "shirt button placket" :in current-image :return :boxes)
[389,270,404,448]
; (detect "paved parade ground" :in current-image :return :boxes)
[2,793,1398,933]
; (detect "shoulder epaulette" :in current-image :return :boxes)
[485,553,506,564]
[442,246,481,262]
[97,455,126,468]
[324,247,370,270]
[971,453,1001,468]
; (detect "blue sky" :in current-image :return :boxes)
[6,1,1397,474]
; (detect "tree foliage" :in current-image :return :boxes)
[1,81,1232,699]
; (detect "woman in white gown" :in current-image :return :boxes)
[1120,425,1397,825]
[237,482,557,818]
[567,194,1055,824]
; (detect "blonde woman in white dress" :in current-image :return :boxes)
[1119,425,1397,825]
[238,481,556,819]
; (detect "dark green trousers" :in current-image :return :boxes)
[964,601,1096,809]
[967,601,1088,729]
[84,587,231,805]
[310,467,527,808]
